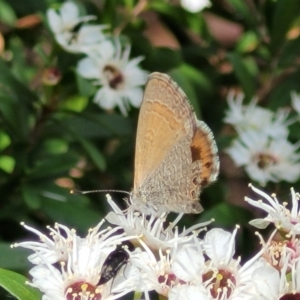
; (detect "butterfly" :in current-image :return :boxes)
[130,72,219,215]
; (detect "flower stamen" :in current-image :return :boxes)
[203,269,236,299]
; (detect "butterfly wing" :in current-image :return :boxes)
[133,72,196,191]
[132,72,219,214]
[191,120,219,187]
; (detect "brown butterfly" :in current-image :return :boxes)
[130,72,219,215]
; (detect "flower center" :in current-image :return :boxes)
[65,281,101,300]
[280,293,300,300]
[103,65,124,90]
[263,240,287,270]
[158,273,185,288]
[255,153,277,169]
[202,269,236,299]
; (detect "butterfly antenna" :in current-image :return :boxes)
[70,189,130,196]
[71,190,132,217]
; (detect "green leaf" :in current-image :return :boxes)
[0,59,38,107]
[178,64,212,94]
[289,122,300,141]
[78,138,106,171]
[41,197,102,231]
[270,0,300,53]
[227,53,256,100]
[150,0,206,29]
[0,269,41,300]
[9,37,36,84]
[62,94,89,112]
[0,243,31,270]
[0,131,11,151]
[133,291,144,300]
[58,116,106,170]
[146,47,182,73]
[185,11,207,36]
[58,112,134,139]
[0,0,16,25]
[169,64,213,117]
[23,181,79,207]
[75,72,97,98]
[199,203,253,227]
[124,0,134,10]
[149,0,173,14]
[7,0,47,15]
[0,96,30,142]
[43,138,69,154]
[169,67,201,116]
[236,31,259,53]
[150,0,187,20]
[278,36,300,67]
[21,184,41,209]
[27,153,79,181]
[268,69,300,109]
[0,156,15,173]
[226,0,255,27]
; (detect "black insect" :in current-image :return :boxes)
[98,241,133,285]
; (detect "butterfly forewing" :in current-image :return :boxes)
[134,73,196,191]
[132,72,219,215]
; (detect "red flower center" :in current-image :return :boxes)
[255,153,277,169]
[202,269,236,299]
[280,293,300,300]
[103,65,124,90]
[65,281,101,300]
[158,272,185,287]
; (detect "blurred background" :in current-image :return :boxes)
[0,0,300,283]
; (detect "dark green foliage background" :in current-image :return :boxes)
[0,0,300,277]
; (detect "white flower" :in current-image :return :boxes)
[224,92,290,138]
[202,228,236,265]
[169,285,205,300]
[171,227,266,300]
[226,130,300,185]
[11,221,77,264]
[47,2,107,53]
[105,196,215,299]
[255,229,300,271]
[77,39,149,116]
[180,0,211,13]
[246,184,300,236]
[12,221,137,300]
[105,194,211,251]
[291,91,300,116]
[130,243,177,296]
[224,92,299,185]
[251,258,300,300]
[251,264,283,300]
[129,237,203,299]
